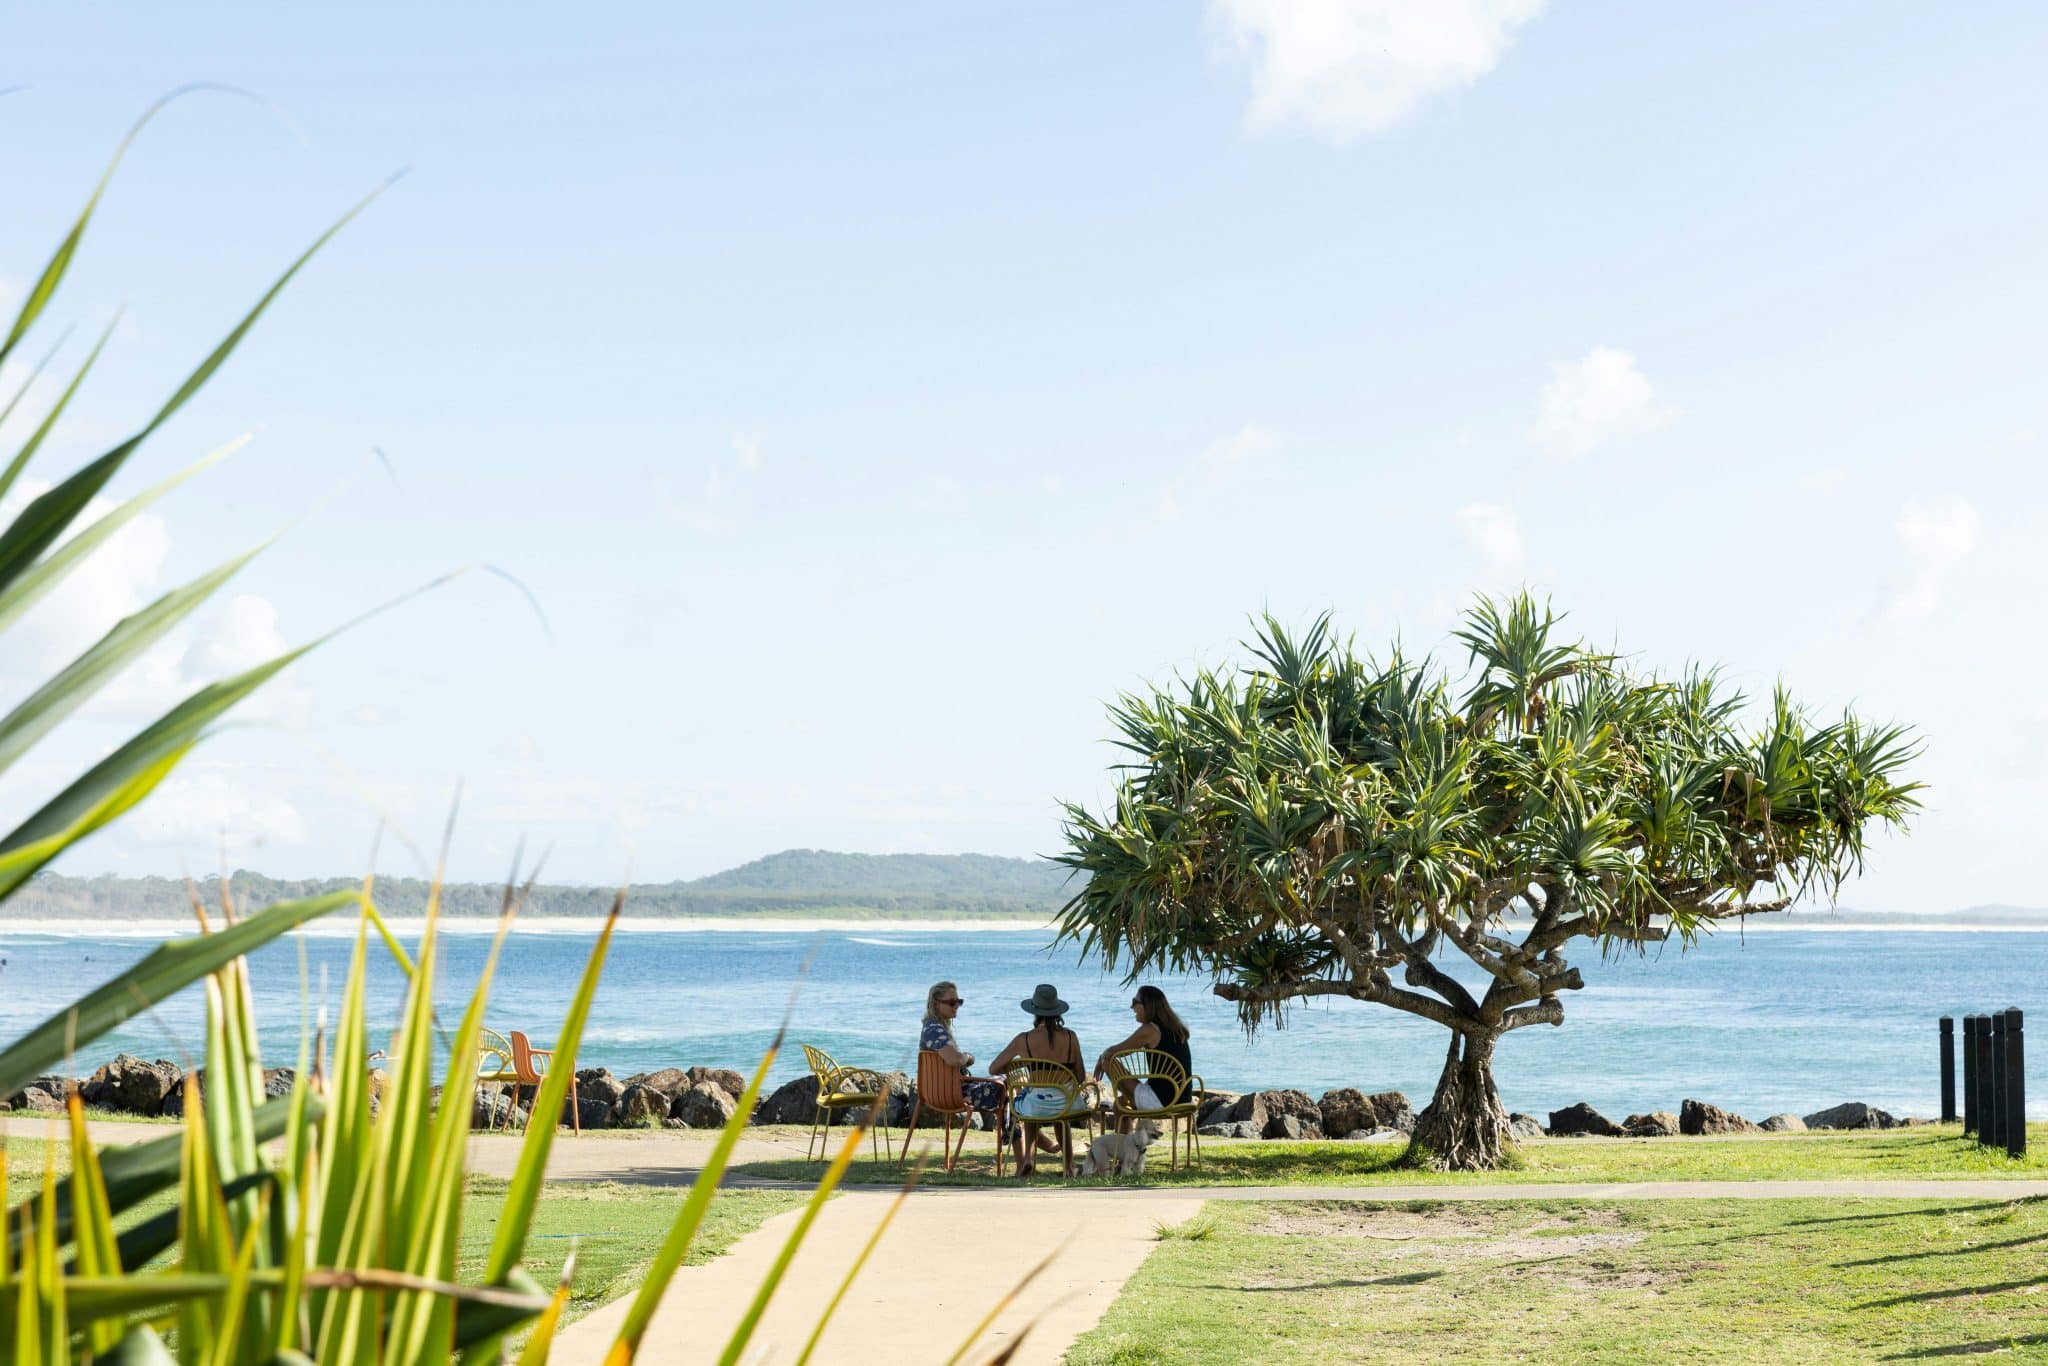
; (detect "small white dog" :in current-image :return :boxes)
[1082,1121,1161,1179]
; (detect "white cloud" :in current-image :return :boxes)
[128,768,308,849]
[663,431,764,534]
[1160,424,1276,520]
[190,594,314,724]
[1210,0,1545,141]
[0,478,178,689]
[1529,346,1670,460]
[0,482,311,723]
[1455,503,1522,567]
[346,703,396,727]
[1888,497,1979,623]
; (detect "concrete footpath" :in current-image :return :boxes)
[555,1186,1204,1366]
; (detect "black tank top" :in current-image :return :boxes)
[1151,1030,1193,1102]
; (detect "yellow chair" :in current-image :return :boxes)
[477,1028,582,1134]
[1003,1057,1099,1178]
[800,1044,893,1162]
[1102,1048,1205,1171]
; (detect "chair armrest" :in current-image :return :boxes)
[823,1066,885,1096]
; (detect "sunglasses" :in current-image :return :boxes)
[942,997,963,1006]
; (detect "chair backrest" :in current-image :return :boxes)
[509,1030,542,1084]
[1105,1047,1188,1096]
[802,1044,837,1079]
[1003,1057,1083,1107]
[915,1049,967,1113]
[479,1028,514,1076]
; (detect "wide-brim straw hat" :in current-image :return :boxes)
[1021,983,1070,1017]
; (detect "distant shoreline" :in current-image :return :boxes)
[2,915,2046,939]
[0,915,1058,938]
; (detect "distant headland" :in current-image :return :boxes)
[3,850,1077,922]
[4,852,2045,929]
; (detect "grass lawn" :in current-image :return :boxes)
[734,1123,2048,1189]
[4,1135,804,1325]
[1068,1195,2048,1363]
[459,1178,805,1322]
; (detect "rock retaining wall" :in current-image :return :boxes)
[0,1059,1922,1139]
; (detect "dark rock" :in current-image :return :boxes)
[561,1094,613,1131]
[1317,1088,1415,1139]
[1507,1113,1546,1140]
[1227,1088,1318,1138]
[11,1086,61,1114]
[262,1068,296,1100]
[161,1072,203,1119]
[614,1084,669,1128]
[1801,1101,1898,1131]
[473,1090,527,1130]
[622,1067,691,1097]
[687,1067,747,1102]
[1760,1113,1807,1133]
[575,1068,626,1110]
[1266,1113,1324,1141]
[752,1075,821,1126]
[81,1054,181,1116]
[1196,1120,1259,1140]
[671,1081,738,1129]
[1337,1128,1406,1142]
[1680,1099,1760,1136]
[1195,1092,1242,1128]
[1547,1101,1623,1137]
[1623,1111,1680,1138]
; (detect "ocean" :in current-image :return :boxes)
[0,920,2041,1122]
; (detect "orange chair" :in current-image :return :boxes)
[900,1049,1006,1175]
[478,1029,583,1135]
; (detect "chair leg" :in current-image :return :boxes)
[901,1097,923,1167]
[571,1079,581,1137]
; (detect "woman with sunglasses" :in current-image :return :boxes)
[1093,984,1194,1134]
[918,980,1007,1121]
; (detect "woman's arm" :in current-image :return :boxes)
[1093,1023,1159,1076]
[989,1032,1027,1076]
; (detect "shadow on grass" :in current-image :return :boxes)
[1858,1275,2048,1309]
[1836,1229,2048,1267]
[1198,1271,1443,1293]
[1783,1201,2032,1230]
[1883,1333,2048,1359]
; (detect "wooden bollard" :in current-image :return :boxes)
[2006,1008,2027,1160]
[1963,1014,1980,1136]
[1940,1016,1956,1124]
[1988,1012,2008,1150]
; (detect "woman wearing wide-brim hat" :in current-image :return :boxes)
[991,984,1088,1178]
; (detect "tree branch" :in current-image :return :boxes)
[1501,998,1566,1031]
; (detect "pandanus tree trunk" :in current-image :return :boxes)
[1410,1029,1510,1171]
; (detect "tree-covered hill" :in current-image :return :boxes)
[6,850,1077,921]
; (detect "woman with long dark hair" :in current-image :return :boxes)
[1093,984,1193,1133]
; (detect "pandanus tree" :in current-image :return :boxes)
[1056,594,1921,1170]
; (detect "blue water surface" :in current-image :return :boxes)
[0,923,2040,1121]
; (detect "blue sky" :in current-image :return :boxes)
[2,2,2044,911]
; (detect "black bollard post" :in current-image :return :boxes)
[1963,1015,1980,1136]
[2006,1008,2027,1160]
[1989,1012,2008,1151]
[1940,1016,1956,1124]
[1977,1014,1997,1147]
